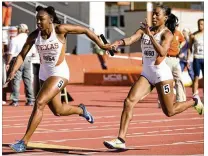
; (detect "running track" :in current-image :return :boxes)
[2,85,204,155]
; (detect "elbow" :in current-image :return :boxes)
[84,28,90,35]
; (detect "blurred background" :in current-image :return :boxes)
[2,1,204,54]
[2,2,204,102]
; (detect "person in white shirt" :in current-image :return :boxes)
[188,19,204,96]
[6,24,35,106]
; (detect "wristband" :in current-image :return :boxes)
[121,39,126,46]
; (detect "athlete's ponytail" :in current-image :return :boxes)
[36,5,61,24]
[157,5,178,33]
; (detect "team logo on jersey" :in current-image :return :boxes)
[36,43,59,51]
[142,38,152,45]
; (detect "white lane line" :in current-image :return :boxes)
[147,131,159,134]
[131,133,144,135]
[2,124,204,136]
[4,132,203,144]
[2,111,199,120]
[128,140,204,149]
[175,129,185,131]
[3,117,204,128]
[162,130,172,132]
[73,128,82,130]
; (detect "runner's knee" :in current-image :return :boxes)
[124,97,136,112]
[35,99,46,111]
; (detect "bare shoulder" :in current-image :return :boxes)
[164,29,173,36]
[54,23,73,34]
[27,29,39,43]
[163,29,173,39]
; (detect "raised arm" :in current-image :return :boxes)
[57,24,111,50]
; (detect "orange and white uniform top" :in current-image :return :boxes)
[35,24,70,81]
[140,28,173,85]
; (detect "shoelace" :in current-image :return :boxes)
[111,139,119,143]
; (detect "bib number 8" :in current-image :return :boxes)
[163,84,170,94]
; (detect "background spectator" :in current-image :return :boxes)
[179,28,194,82]
[165,20,186,102]
[2,2,12,26]
[6,24,35,106]
[188,19,204,96]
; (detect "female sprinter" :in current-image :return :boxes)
[103,5,204,149]
[6,6,112,152]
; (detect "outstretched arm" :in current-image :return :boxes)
[58,24,111,50]
[111,29,143,50]
[5,30,38,84]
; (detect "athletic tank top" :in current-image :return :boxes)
[193,33,203,59]
[35,24,63,67]
[141,28,166,66]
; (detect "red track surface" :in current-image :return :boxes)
[2,85,204,155]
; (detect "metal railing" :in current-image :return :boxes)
[11,2,94,31]
[11,3,36,16]
[112,26,125,36]
[26,2,94,30]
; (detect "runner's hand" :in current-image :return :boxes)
[140,18,152,37]
[3,71,16,88]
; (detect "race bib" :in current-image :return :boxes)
[42,55,56,62]
[144,50,155,57]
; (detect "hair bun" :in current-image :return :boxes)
[165,7,172,15]
[36,5,44,12]
[46,6,55,13]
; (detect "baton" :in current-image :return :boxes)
[100,34,115,56]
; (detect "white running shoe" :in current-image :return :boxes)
[103,138,126,149]
[193,94,204,115]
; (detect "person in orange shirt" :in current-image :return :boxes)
[165,21,186,102]
[2,2,12,26]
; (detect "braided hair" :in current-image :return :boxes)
[36,5,61,24]
[157,5,178,33]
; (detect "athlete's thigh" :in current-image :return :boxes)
[36,76,68,105]
[155,79,174,113]
[127,76,153,102]
[47,91,63,115]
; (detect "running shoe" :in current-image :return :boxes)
[79,103,94,124]
[9,140,26,153]
[193,94,204,115]
[9,101,19,107]
[103,138,126,149]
